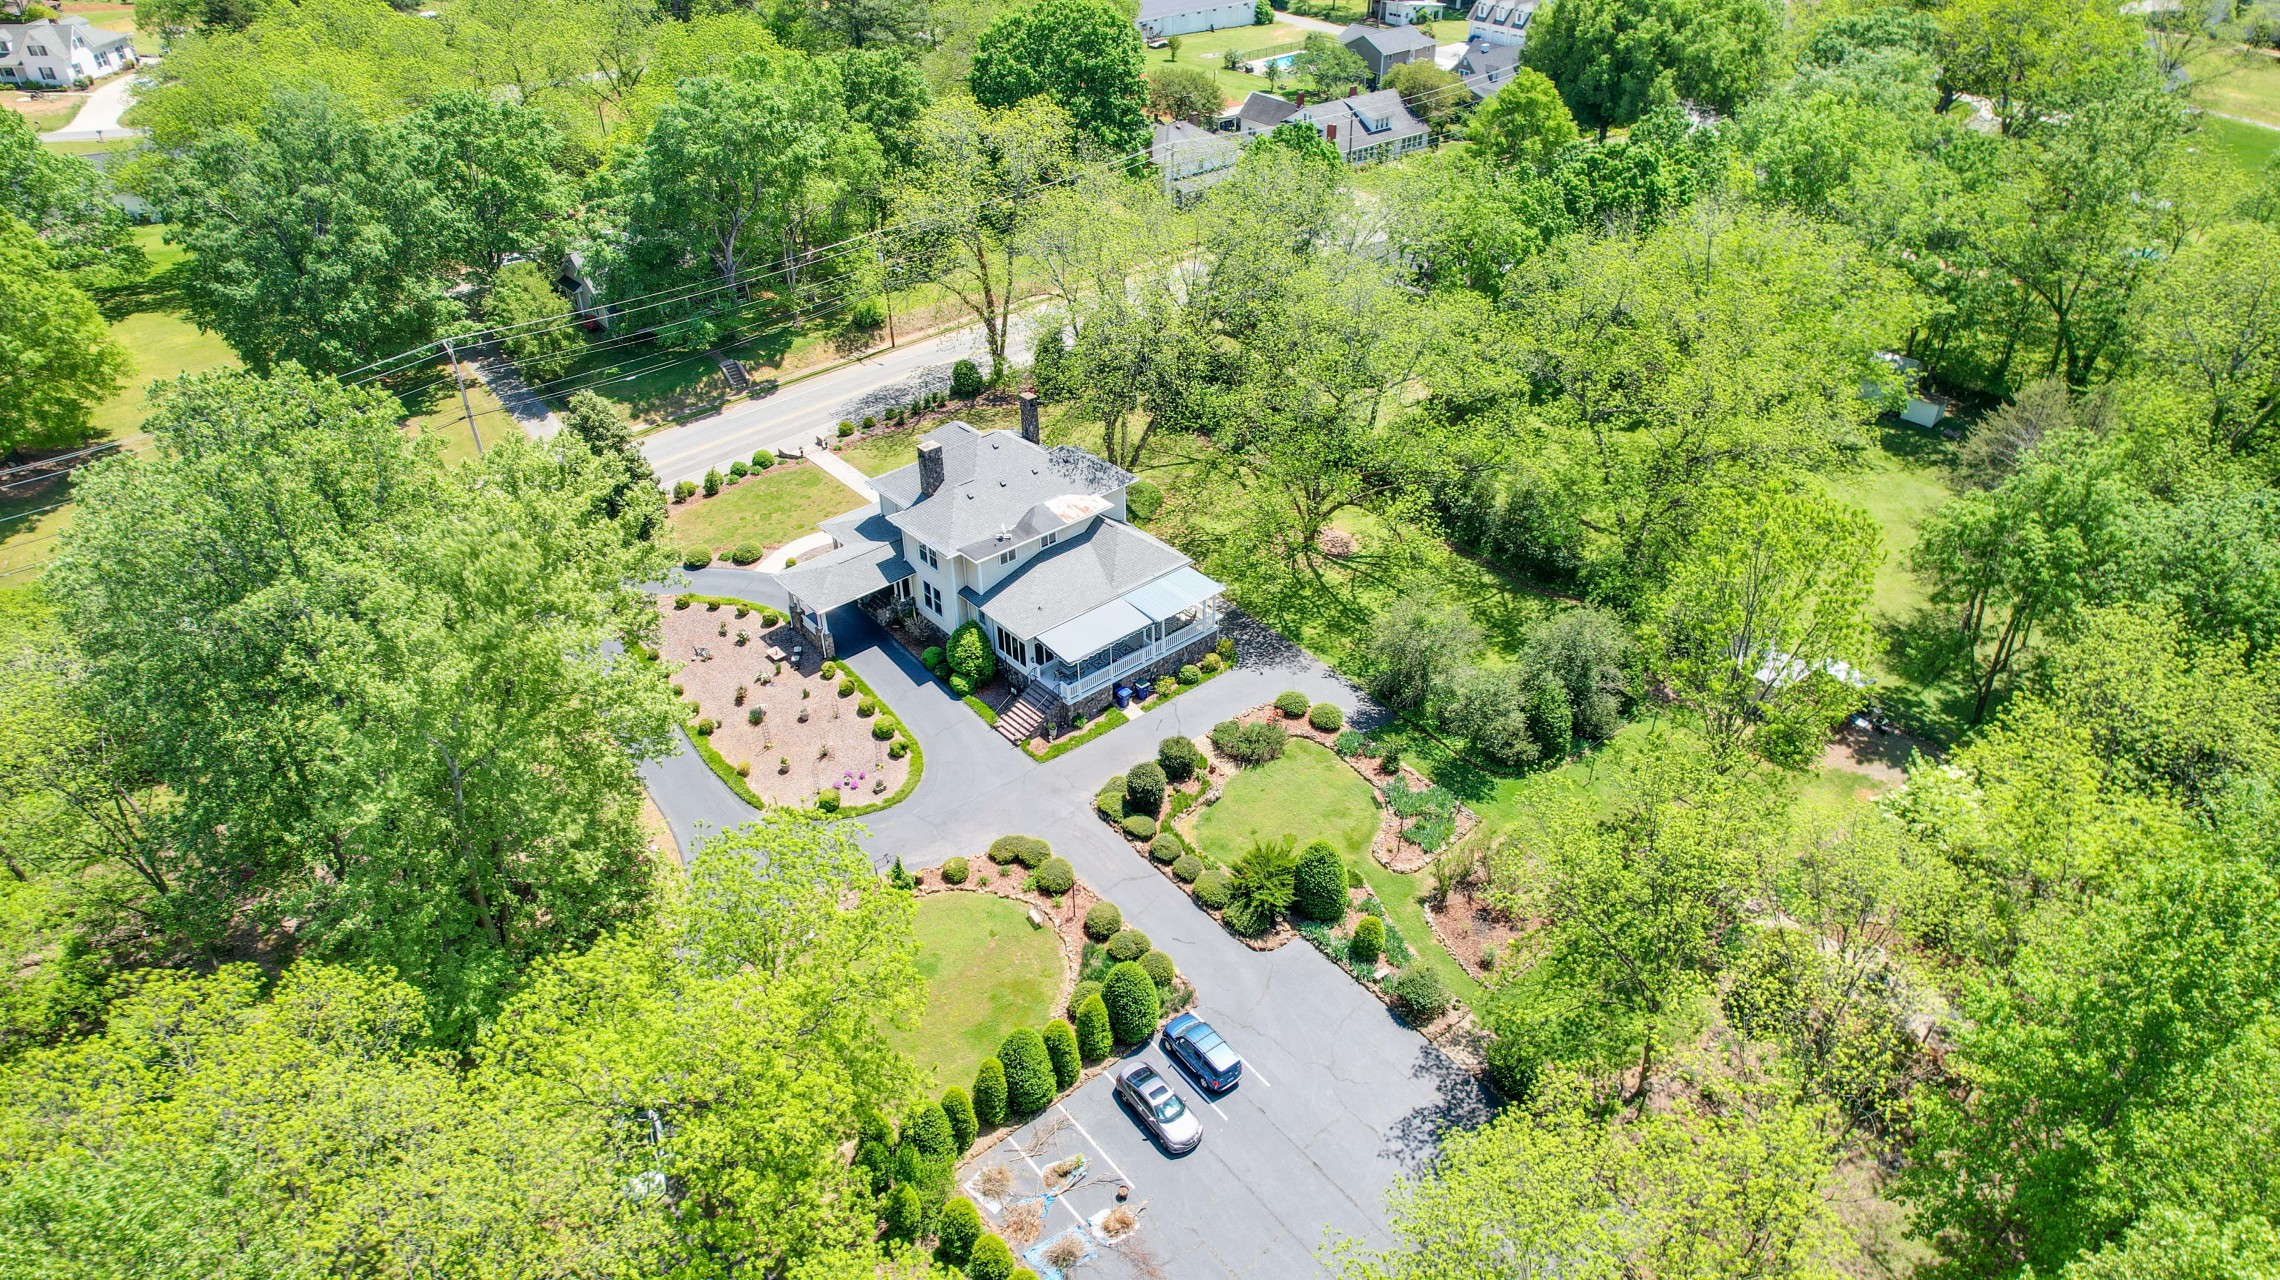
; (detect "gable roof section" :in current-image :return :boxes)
[1233,91,1301,130]
[1295,88,1429,148]
[879,422,1134,556]
[1137,0,1228,19]
[958,518,1191,644]
[1339,22,1438,57]
[777,539,915,614]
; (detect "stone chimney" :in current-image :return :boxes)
[918,440,945,498]
[1019,391,1040,444]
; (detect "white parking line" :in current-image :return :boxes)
[1246,1064,1271,1088]
[1057,1101,1131,1186]
[1009,1128,1091,1231]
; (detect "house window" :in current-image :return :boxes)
[922,582,941,615]
[1041,532,1058,548]
[998,549,1016,565]
[917,544,939,569]
[995,626,1028,665]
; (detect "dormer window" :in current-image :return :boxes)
[1041,532,1058,548]
[999,549,1016,565]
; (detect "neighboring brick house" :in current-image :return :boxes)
[0,15,136,89]
[1224,87,1431,165]
[1338,23,1438,84]
[779,402,1226,738]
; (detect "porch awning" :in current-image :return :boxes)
[1123,566,1222,623]
[1035,598,1151,661]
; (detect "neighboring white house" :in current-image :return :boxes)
[1465,0,1536,47]
[778,403,1226,738]
[1135,0,1254,38]
[1150,118,1242,197]
[1452,36,1520,100]
[1370,0,1448,25]
[1224,87,1431,165]
[0,15,136,89]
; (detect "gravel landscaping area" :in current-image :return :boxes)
[657,598,911,807]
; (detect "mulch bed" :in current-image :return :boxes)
[657,599,910,806]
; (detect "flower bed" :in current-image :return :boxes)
[655,595,920,815]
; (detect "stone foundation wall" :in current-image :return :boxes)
[1039,629,1223,738]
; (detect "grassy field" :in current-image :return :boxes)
[886,892,1066,1090]
[404,379,510,467]
[2187,45,2280,129]
[2195,111,2280,179]
[666,462,864,555]
[1822,422,1955,633]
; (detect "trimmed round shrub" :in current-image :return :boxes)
[1274,690,1310,717]
[1105,928,1152,963]
[1153,675,1177,699]
[1124,477,1164,522]
[1172,853,1203,884]
[1101,961,1162,1045]
[990,835,1051,868]
[972,1057,1007,1127]
[967,1233,1016,1280]
[817,789,841,813]
[872,718,896,741]
[1084,901,1124,941]
[1199,651,1223,674]
[750,450,774,469]
[1095,776,1127,822]
[941,856,969,884]
[1391,967,1452,1022]
[1309,702,1344,732]
[920,645,945,670]
[1068,980,1103,1016]
[1194,868,1233,910]
[889,740,909,759]
[1139,949,1176,989]
[1148,832,1184,864]
[837,676,856,697]
[1158,735,1205,784]
[729,543,762,565]
[1292,840,1347,923]
[945,619,997,684]
[1042,1018,1081,1090]
[729,459,750,478]
[882,1183,922,1242]
[1074,993,1113,1060]
[1350,914,1385,965]
[908,1100,954,1158]
[683,547,714,569]
[1124,761,1167,816]
[951,357,985,398]
[936,1197,983,1267]
[998,1027,1055,1115]
[673,479,698,502]
[1032,856,1075,896]
[857,697,877,717]
[942,1086,977,1152]
[856,417,873,433]
[949,673,973,696]
[1177,663,1202,685]
[1120,814,1158,841]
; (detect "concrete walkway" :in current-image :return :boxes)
[761,531,835,571]
[802,445,880,502]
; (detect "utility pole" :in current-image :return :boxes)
[444,336,483,456]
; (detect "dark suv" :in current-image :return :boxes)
[1162,1013,1243,1093]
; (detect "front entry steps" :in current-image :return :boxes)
[996,685,1053,744]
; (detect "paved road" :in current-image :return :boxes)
[41,69,144,142]
[636,576,1489,1276]
[639,322,1037,490]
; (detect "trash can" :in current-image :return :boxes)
[1114,684,1133,709]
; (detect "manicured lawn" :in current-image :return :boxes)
[840,399,1073,476]
[1196,739,1383,864]
[1821,422,1954,634]
[2187,45,2280,130]
[665,462,864,555]
[2194,112,2280,179]
[886,892,1066,1090]
[91,226,240,442]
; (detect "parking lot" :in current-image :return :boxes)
[965,982,1490,1279]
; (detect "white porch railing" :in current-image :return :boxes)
[1044,619,1217,704]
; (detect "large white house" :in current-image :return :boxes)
[1135,0,1255,38]
[779,402,1225,740]
[1465,0,1536,46]
[0,15,136,89]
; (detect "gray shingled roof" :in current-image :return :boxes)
[1233,91,1301,130]
[879,423,1134,557]
[777,538,915,613]
[1339,22,1439,56]
[1294,88,1429,155]
[957,519,1191,643]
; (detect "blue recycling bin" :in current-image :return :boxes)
[1114,684,1134,708]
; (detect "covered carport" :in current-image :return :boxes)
[777,541,913,661]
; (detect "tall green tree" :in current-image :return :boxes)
[0,214,130,457]
[0,110,145,287]
[47,366,679,1038]
[969,0,1149,155]
[1644,483,1879,766]
[1523,0,1778,138]
[892,96,1076,377]
[146,87,461,374]
[1293,31,1368,95]
[2133,220,2280,458]
[1466,68,1579,171]
[400,90,573,274]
